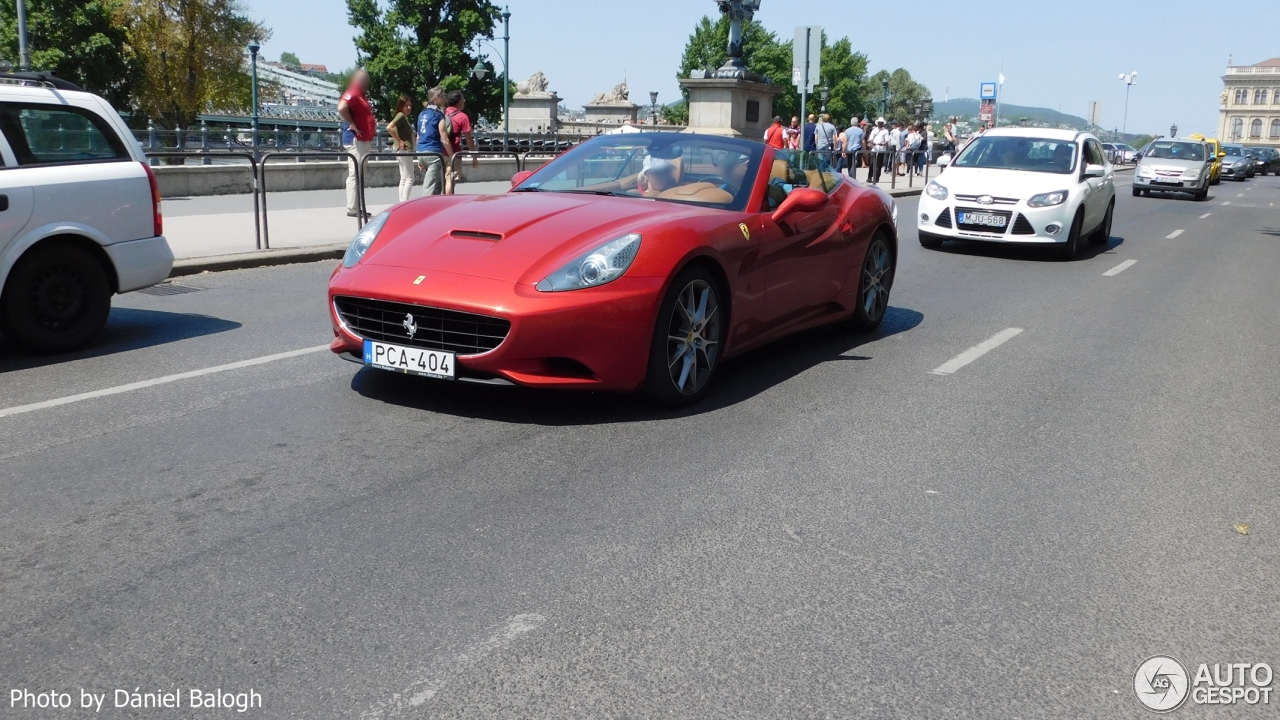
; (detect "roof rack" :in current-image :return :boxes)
[0,72,84,92]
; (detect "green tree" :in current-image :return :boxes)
[131,0,270,129]
[279,51,300,67]
[346,0,508,122]
[0,0,140,109]
[869,68,931,124]
[677,17,870,126]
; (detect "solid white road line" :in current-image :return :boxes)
[1166,229,1184,239]
[0,345,330,419]
[1103,260,1138,277]
[930,328,1024,376]
[1199,213,1212,219]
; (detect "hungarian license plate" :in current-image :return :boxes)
[364,340,455,380]
[958,211,1007,228]
[1154,177,1182,185]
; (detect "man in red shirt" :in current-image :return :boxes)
[444,90,479,194]
[338,69,376,218]
[764,116,785,149]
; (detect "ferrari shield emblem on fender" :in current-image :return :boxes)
[739,223,751,241]
[412,275,425,285]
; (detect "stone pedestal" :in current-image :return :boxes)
[506,93,561,133]
[679,77,783,139]
[583,102,639,125]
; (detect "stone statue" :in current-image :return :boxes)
[1220,89,1228,106]
[516,72,550,97]
[591,81,631,105]
[713,0,767,82]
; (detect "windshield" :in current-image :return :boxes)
[952,136,1077,174]
[1222,145,1245,156]
[1145,141,1205,161]
[514,133,764,211]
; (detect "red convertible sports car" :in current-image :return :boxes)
[328,133,899,405]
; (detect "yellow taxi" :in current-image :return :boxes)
[1189,134,1224,184]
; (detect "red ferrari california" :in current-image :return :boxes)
[328,133,899,405]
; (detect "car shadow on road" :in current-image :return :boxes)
[0,308,241,372]
[349,305,924,425]
[929,235,1124,262]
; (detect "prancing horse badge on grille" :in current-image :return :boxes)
[403,313,418,339]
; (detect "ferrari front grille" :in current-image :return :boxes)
[334,296,511,356]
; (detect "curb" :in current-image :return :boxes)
[169,243,347,278]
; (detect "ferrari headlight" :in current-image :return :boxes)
[1182,168,1201,180]
[1027,190,1068,208]
[1137,165,1155,178]
[342,211,390,268]
[536,233,641,292]
[925,180,948,200]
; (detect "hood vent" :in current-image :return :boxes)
[450,229,504,242]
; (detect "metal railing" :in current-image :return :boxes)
[357,150,448,220]
[144,150,262,249]
[257,151,363,250]
[802,149,935,189]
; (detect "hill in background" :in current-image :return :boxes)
[934,98,1090,129]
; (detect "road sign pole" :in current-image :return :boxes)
[800,29,810,144]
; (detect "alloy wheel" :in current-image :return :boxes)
[665,279,720,395]
[861,237,892,323]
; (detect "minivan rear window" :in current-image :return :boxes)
[0,103,129,166]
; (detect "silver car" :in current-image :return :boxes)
[1133,139,1212,201]
[1219,144,1255,181]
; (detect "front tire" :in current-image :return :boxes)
[641,266,723,407]
[1056,209,1082,261]
[843,231,895,332]
[1132,187,1142,197]
[1,241,112,354]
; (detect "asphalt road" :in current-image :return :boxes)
[3,172,1279,718]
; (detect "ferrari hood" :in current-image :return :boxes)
[364,192,699,283]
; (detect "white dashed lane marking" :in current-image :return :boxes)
[0,345,330,419]
[1104,260,1138,277]
[1199,213,1212,219]
[1166,229,1184,239]
[930,328,1024,376]
[1222,201,1232,206]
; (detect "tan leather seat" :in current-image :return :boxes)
[656,182,734,204]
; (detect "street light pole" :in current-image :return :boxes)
[1170,123,1178,139]
[880,79,889,119]
[15,0,30,71]
[248,41,260,158]
[1119,71,1137,135]
[650,91,659,124]
[502,7,511,149]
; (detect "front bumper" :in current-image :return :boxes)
[915,195,1070,244]
[328,263,665,391]
[105,235,174,293]
[1219,165,1250,179]
[1134,175,1204,191]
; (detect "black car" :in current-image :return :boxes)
[1245,147,1280,176]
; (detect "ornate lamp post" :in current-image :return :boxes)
[650,91,660,124]
[880,79,890,118]
[1170,123,1178,139]
[15,0,30,70]
[248,40,260,158]
[713,0,764,81]
[471,7,512,149]
[819,86,829,113]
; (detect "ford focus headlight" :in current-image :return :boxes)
[1182,168,1201,180]
[536,233,641,292]
[1138,166,1155,178]
[343,211,391,268]
[1027,190,1068,208]
[925,181,948,200]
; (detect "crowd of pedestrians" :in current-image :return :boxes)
[764,109,957,185]
[336,69,482,212]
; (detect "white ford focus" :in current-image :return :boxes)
[917,128,1115,260]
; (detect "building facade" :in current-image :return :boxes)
[1218,58,1280,147]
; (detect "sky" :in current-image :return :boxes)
[247,0,1280,137]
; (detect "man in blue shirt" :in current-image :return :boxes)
[842,117,864,177]
[415,86,452,196]
[802,113,817,152]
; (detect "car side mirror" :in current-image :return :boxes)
[937,155,952,167]
[771,187,828,223]
[510,169,536,188]
[1218,152,1227,159]
[1084,164,1105,178]
[1133,153,1142,160]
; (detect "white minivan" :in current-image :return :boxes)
[0,72,173,353]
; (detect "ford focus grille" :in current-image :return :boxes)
[334,296,511,355]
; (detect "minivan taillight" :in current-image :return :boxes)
[141,161,163,236]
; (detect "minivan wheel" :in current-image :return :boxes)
[0,241,112,354]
